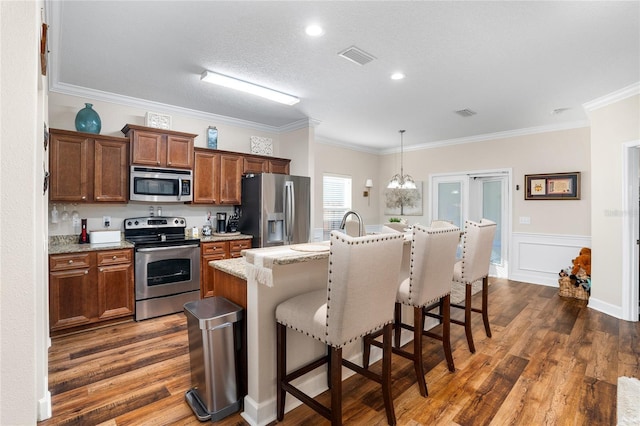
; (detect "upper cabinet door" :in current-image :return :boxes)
[49,131,91,202]
[130,130,163,166]
[166,135,194,169]
[219,153,243,205]
[193,149,219,204]
[94,139,128,202]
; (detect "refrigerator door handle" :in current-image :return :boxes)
[284,181,295,244]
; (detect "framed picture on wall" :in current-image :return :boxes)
[524,172,581,200]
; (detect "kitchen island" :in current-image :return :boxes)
[212,236,413,426]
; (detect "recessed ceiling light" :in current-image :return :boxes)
[305,24,324,37]
[390,72,405,80]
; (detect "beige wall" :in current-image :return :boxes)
[375,127,591,235]
[1,0,50,423]
[312,142,381,230]
[588,94,640,308]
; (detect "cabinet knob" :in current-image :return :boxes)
[85,270,89,275]
[68,260,73,264]
[112,255,117,260]
[81,196,87,200]
[99,268,103,272]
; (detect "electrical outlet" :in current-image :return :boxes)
[103,216,111,228]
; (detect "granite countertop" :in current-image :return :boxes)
[49,235,134,255]
[242,242,331,269]
[199,234,252,243]
[49,233,251,255]
[210,257,247,280]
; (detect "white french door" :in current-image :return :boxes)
[431,170,510,277]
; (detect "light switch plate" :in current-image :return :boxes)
[519,216,531,224]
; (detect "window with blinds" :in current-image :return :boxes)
[323,174,352,240]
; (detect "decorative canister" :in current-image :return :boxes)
[74,103,102,134]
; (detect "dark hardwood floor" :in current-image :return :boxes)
[40,279,639,425]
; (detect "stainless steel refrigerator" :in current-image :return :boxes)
[238,173,311,248]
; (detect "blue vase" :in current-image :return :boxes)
[75,103,101,134]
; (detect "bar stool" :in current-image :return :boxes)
[363,223,460,397]
[449,219,497,353]
[275,231,404,425]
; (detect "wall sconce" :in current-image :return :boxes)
[364,179,373,205]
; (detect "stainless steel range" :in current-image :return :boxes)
[124,216,200,321]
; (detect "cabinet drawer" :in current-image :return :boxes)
[202,242,228,255]
[50,253,92,271]
[97,249,132,266]
[230,239,251,253]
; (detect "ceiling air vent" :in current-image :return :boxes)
[455,108,477,117]
[338,46,376,66]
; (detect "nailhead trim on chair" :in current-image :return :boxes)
[405,225,458,306]
[276,232,405,349]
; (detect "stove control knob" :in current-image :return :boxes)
[180,219,185,225]
[126,220,132,226]
[174,219,179,225]
[134,220,139,226]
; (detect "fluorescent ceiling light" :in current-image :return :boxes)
[201,70,300,105]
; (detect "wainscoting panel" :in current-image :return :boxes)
[510,232,591,286]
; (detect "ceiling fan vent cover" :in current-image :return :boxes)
[338,46,376,66]
[455,108,477,117]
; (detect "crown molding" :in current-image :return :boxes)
[583,82,640,112]
[49,82,287,133]
[315,137,381,155]
[279,118,322,133]
[379,120,591,154]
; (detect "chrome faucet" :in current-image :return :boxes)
[339,210,365,237]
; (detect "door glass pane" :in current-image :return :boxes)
[482,180,502,265]
[437,182,462,228]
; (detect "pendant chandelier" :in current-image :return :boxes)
[385,130,420,211]
[387,130,416,189]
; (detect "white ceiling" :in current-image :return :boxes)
[48,1,640,151]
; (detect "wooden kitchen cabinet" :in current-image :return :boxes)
[193,148,220,204]
[49,253,95,331]
[193,149,242,205]
[49,129,129,203]
[49,248,134,334]
[122,124,196,169]
[200,238,250,298]
[268,158,290,174]
[243,156,269,174]
[219,153,243,204]
[96,249,134,320]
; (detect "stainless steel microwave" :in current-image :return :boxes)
[130,166,193,203]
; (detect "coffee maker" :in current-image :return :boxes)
[216,212,227,234]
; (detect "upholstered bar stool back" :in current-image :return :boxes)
[451,219,497,353]
[275,231,404,425]
[364,223,460,397]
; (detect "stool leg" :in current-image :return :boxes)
[442,295,455,372]
[276,322,286,421]
[362,339,371,369]
[330,346,343,426]
[482,276,492,338]
[393,302,402,348]
[464,284,476,353]
[381,323,397,425]
[413,307,428,397]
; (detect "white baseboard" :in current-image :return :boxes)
[37,390,52,421]
[588,297,623,320]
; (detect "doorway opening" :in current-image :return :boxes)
[430,169,511,278]
[623,141,640,321]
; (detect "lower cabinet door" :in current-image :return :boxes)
[97,263,134,320]
[49,268,94,331]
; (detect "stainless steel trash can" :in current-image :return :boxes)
[184,297,244,421]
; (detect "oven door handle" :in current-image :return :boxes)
[137,244,199,252]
